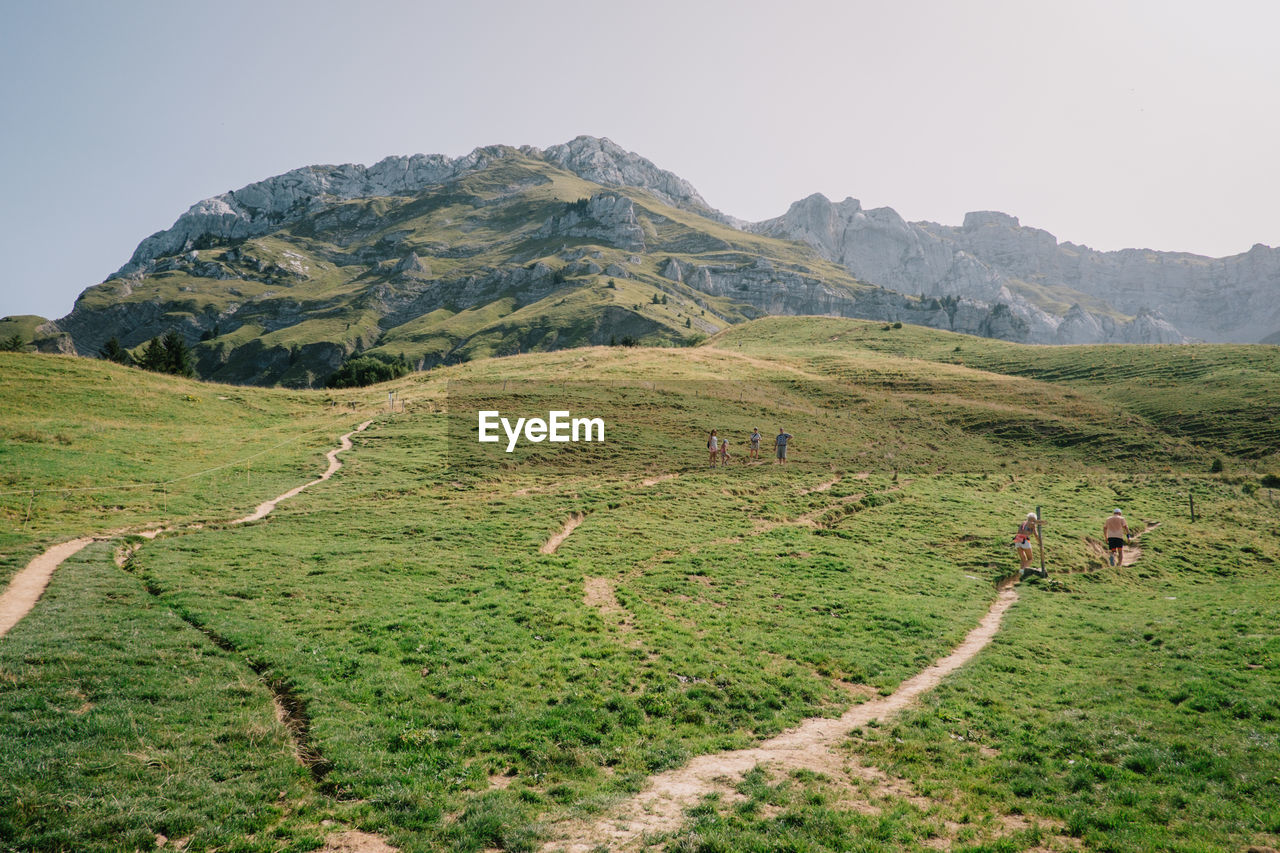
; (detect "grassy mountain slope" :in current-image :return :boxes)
[708,317,1280,464]
[0,315,48,343]
[2,320,1278,852]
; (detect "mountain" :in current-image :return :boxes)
[49,138,947,386]
[754,196,1280,345]
[46,136,1279,386]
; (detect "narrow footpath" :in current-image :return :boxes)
[0,420,371,640]
[541,583,1020,852]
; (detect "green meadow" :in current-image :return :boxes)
[1,318,1278,852]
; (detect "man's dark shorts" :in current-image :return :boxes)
[1107,537,1126,550]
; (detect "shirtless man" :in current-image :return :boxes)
[1103,508,1130,566]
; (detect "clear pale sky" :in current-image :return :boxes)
[2,0,1277,320]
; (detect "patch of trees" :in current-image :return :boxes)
[99,330,195,377]
[1,334,26,352]
[326,352,411,388]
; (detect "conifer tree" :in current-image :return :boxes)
[137,337,168,372]
[161,330,196,377]
[99,337,134,365]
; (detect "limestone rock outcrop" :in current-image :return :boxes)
[536,192,646,251]
[755,194,1280,344]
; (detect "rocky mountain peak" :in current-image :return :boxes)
[962,211,1021,230]
[528,136,714,214]
[113,137,720,281]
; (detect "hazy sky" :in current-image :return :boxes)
[2,0,1277,320]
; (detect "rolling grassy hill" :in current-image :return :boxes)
[1,319,1278,853]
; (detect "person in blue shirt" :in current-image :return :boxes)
[774,428,793,464]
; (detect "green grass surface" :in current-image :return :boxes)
[2,318,1278,852]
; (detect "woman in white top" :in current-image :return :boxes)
[1014,511,1040,574]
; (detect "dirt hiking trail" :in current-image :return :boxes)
[541,513,586,554]
[0,421,371,641]
[1083,520,1161,569]
[540,584,1020,852]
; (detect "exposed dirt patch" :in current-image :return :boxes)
[800,475,841,495]
[318,829,398,853]
[640,473,678,487]
[839,681,879,700]
[541,513,585,555]
[582,576,634,634]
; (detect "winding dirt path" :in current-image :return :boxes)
[540,584,1020,852]
[0,421,372,641]
[1083,520,1161,569]
[540,513,585,555]
[0,537,96,638]
[232,421,372,524]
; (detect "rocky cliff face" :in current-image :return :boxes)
[928,213,1280,343]
[756,195,1278,344]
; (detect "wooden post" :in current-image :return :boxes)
[22,490,34,529]
[1189,494,1196,523]
[1036,505,1046,575]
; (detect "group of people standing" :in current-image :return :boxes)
[1013,508,1132,577]
[707,428,794,467]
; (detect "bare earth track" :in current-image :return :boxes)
[541,512,586,554]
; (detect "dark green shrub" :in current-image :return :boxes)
[325,352,410,388]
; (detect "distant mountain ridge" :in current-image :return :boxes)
[753,195,1280,345]
[36,135,1280,385]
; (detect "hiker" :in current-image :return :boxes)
[707,430,720,468]
[1103,508,1130,566]
[1014,511,1040,575]
[720,437,731,466]
[749,427,761,460]
[774,428,793,464]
